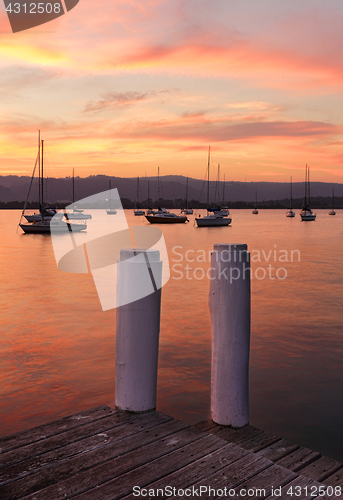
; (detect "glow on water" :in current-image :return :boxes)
[0,209,342,461]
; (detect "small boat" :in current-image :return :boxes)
[107,179,117,215]
[196,208,232,227]
[329,188,336,215]
[300,165,316,221]
[145,208,188,224]
[252,189,258,214]
[65,169,92,220]
[181,177,193,214]
[286,176,295,217]
[20,218,87,234]
[195,147,232,227]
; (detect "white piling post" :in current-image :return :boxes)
[209,243,251,428]
[115,249,162,412]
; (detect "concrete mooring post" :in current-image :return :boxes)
[209,243,251,428]
[115,249,162,413]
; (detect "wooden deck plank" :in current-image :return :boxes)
[0,413,181,487]
[256,438,299,462]
[297,457,343,482]
[18,426,216,500]
[193,419,217,432]
[204,423,264,446]
[0,405,116,454]
[276,447,321,471]
[0,410,171,469]
[323,467,343,487]
[233,430,280,452]
[68,434,227,500]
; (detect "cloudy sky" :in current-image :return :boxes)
[1,0,343,182]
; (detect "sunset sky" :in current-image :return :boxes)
[1,0,343,182]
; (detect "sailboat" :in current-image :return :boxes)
[64,169,92,220]
[300,165,316,221]
[19,137,87,234]
[329,188,336,215]
[181,177,193,214]
[134,176,145,215]
[195,147,232,227]
[107,179,117,214]
[286,176,295,217]
[252,190,258,214]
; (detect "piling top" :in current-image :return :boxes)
[120,248,160,262]
[213,244,247,253]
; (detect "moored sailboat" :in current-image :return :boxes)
[134,176,145,215]
[19,137,87,234]
[300,165,316,221]
[329,188,336,215]
[195,147,232,227]
[286,176,295,217]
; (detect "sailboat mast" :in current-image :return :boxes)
[38,130,41,206]
[137,176,140,207]
[290,176,293,209]
[109,179,112,209]
[207,146,210,206]
[304,164,308,208]
[222,174,225,205]
[72,168,75,204]
[158,167,160,206]
[308,166,311,205]
[41,140,44,206]
[186,176,189,209]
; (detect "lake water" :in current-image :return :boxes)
[0,209,342,462]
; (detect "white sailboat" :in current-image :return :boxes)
[195,147,232,227]
[286,176,295,217]
[300,165,316,221]
[107,179,117,214]
[64,169,92,220]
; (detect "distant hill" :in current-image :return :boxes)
[0,174,342,205]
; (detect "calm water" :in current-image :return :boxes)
[1,209,342,461]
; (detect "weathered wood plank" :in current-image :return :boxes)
[193,419,217,432]
[0,411,171,470]
[323,466,343,487]
[67,434,227,500]
[213,462,298,499]
[257,438,299,462]
[0,412,178,486]
[234,430,280,452]
[276,447,321,471]
[205,423,264,446]
[297,457,343,482]
[0,405,116,454]
[19,426,217,500]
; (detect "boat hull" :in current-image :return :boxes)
[64,213,92,220]
[195,217,232,227]
[107,209,117,215]
[301,213,316,221]
[286,210,295,217]
[20,222,87,233]
[145,215,188,223]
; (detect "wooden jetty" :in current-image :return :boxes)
[0,404,342,500]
